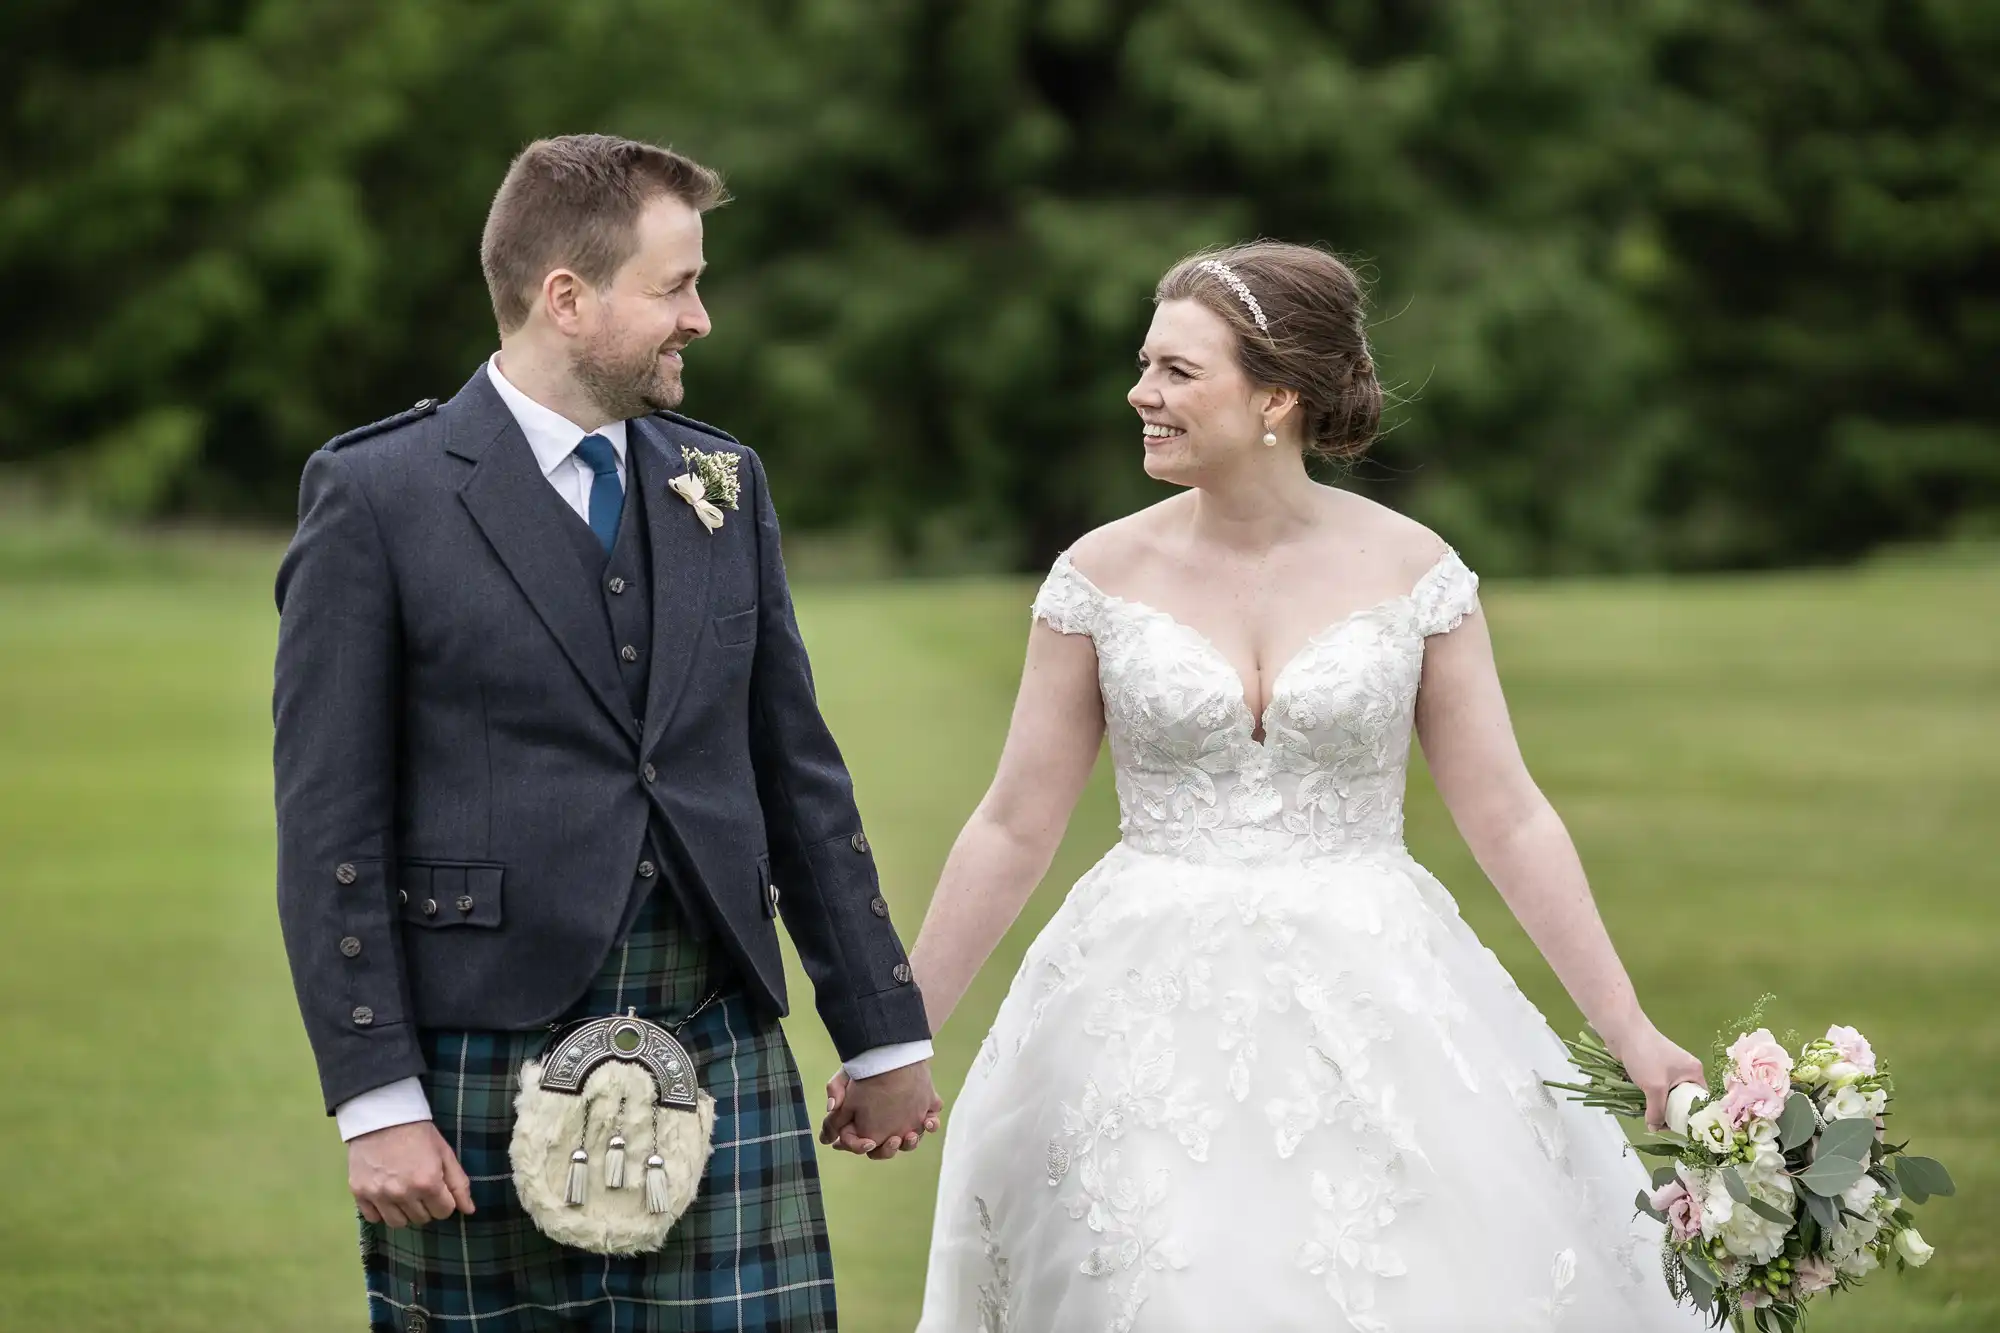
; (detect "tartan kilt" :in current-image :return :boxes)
[360,887,837,1332]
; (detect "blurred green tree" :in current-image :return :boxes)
[0,0,1993,572]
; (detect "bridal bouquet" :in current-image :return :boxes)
[1548,1001,1954,1332]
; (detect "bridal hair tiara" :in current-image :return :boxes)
[1195,259,1269,334]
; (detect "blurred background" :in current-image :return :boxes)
[0,1,1994,1330]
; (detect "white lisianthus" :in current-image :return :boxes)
[1894,1228,1934,1267]
[1863,1087,1889,1116]
[1691,1170,1735,1239]
[1828,1217,1884,1278]
[1825,1084,1873,1120]
[1823,1060,1863,1089]
[1839,1243,1881,1278]
[1687,1103,1735,1156]
[1840,1172,1884,1216]
[1746,1117,1782,1150]
[1745,1142,1792,1193]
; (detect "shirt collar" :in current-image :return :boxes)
[485,354,628,478]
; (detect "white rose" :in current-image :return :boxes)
[1688,1103,1735,1155]
[1825,1084,1871,1120]
[1895,1228,1934,1267]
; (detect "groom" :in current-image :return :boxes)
[274,134,937,1332]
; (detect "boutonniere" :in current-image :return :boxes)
[669,446,741,534]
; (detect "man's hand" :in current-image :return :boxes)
[349,1121,476,1228]
[819,1062,943,1161]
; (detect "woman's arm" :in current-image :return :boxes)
[1415,607,1703,1128]
[908,620,1107,1034]
[820,616,1105,1152]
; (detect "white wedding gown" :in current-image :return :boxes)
[917,550,1703,1332]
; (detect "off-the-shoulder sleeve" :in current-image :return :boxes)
[1030,552,1104,638]
[1411,548,1480,637]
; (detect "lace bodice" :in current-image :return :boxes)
[1032,549,1479,865]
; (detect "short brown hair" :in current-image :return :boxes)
[1156,241,1381,461]
[480,134,728,333]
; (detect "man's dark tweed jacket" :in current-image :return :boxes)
[273,367,929,1113]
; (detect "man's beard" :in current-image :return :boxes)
[571,329,684,420]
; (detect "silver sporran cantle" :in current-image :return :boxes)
[509,1003,718,1255]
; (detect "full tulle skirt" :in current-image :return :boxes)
[917,842,1704,1332]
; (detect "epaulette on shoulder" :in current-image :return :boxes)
[651,409,740,448]
[323,397,442,452]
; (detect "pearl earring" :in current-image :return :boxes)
[1262,431,1278,448]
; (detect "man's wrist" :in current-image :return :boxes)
[842,1039,933,1081]
[335,1077,434,1142]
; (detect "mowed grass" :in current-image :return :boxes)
[0,534,1994,1332]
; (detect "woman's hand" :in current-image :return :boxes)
[1605,1022,1706,1132]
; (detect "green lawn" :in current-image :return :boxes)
[0,532,1994,1332]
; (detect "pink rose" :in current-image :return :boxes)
[1741,1289,1773,1310]
[1650,1176,1703,1244]
[1792,1255,1838,1296]
[1824,1025,1876,1076]
[1727,1028,1793,1097]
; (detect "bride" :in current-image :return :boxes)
[836,242,1708,1330]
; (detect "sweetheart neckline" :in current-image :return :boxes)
[1054,550,1453,747]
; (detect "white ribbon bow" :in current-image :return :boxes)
[668,472,726,533]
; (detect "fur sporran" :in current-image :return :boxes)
[510,1006,717,1255]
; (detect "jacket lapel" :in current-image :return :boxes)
[636,415,716,755]
[445,370,639,746]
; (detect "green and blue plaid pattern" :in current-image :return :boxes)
[360,889,836,1332]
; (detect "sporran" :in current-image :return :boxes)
[509,996,720,1255]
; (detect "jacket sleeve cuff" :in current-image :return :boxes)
[334,1076,434,1141]
[841,1040,935,1081]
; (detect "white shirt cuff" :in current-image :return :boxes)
[842,1040,934,1081]
[334,1076,434,1142]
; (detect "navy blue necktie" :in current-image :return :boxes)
[572,434,623,555]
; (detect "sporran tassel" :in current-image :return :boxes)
[645,1153,670,1214]
[565,1147,590,1207]
[605,1134,628,1189]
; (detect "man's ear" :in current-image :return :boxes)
[541,268,588,334]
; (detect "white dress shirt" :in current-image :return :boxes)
[333,357,930,1141]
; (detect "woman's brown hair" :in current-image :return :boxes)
[1155,241,1381,461]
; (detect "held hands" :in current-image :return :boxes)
[1604,1020,1707,1133]
[349,1121,476,1228]
[820,1061,943,1161]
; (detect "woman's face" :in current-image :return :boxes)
[1127,298,1268,486]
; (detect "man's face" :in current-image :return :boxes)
[571,194,712,419]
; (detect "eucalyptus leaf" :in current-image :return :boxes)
[1722,1166,1753,1204]
[1815,1116,1875,1162]
[1798,1153,1868,1198]
[1635,1188,1666,1221]
[1777,1093,1817,1150]
[1896,1155,1956,1203]
[1652,1165,1679,1189]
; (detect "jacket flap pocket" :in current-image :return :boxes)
[398,859,504,928]
[714,606,758,647]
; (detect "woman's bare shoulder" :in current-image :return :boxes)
[1322,486,1454,584]
[1063,495,1192,588]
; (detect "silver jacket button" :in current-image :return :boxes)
[620,644,639,663]
[638,860,657,879]
[850,832,869,854]
[335,863,358,885]
[456,895,474,913]
[338,936,362,958]
[869,896,889,918]
[421,898,438,917]
[891,963,912,984]
[351,1005,375,1027]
